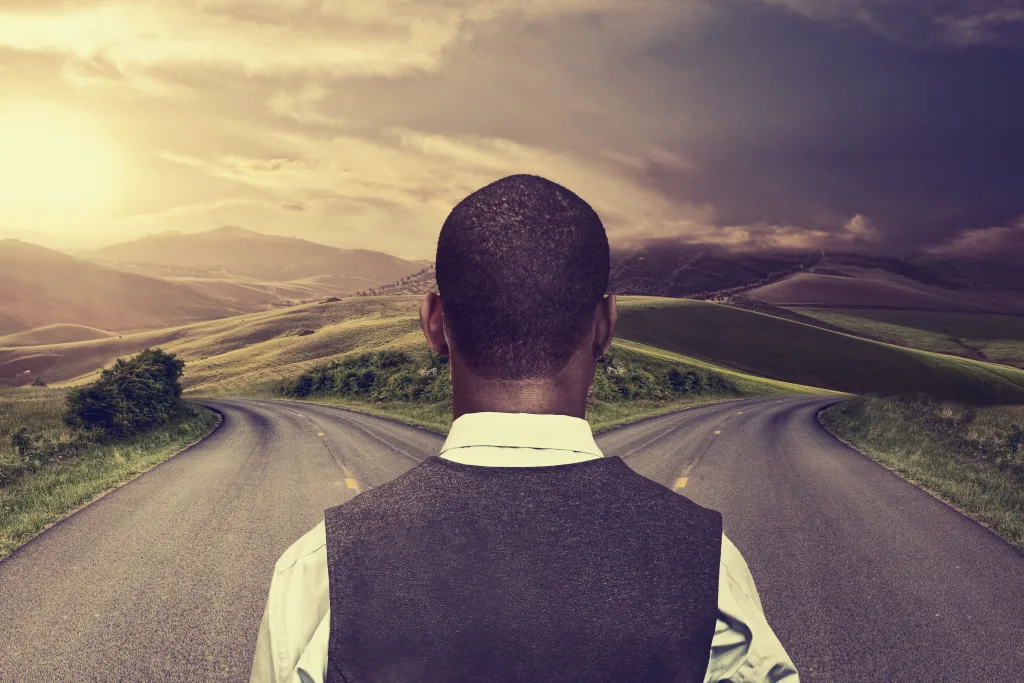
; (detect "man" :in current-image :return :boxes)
[250,174,798,683]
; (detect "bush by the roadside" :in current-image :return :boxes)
[9,426,89,472]
[589,347,736,403]
[279,350,452,404]
[280,346,739,408]
[65,348,186,439]
[0,402,218,559]
[2,349,188,487]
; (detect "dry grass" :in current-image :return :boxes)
[821,397,1024,550]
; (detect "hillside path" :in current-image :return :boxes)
[0,396,1021,681]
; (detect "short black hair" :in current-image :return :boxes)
[435,173,610,380]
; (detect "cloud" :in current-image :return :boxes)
[762,0,1024,45]
[0,0,654,94]
[152,124,722,257]
[923,217,1024,260]
[1,0,1020,259]
[838,214,881,243]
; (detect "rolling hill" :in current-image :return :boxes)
[793,308,1024,369]
[0,297,425,390]
[0,295,825,401]
[82,225,426,286]
[0,315,28,337]
[744,254,1024,313]
[613,297,1024,406]
[3,295,1023,408]
[607,242,818,298]
[363,245,1024,317]
[0,325,116,347]
[0,239,247,333]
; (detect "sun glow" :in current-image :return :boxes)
[0,101,122,222]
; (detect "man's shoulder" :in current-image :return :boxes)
[324,458,441,522]
[612,459,722,520]
[274,519,327,576]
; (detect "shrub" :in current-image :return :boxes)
[592,349,736,403]
[283,346,734,408]
[280,350,451,404]
[31,378,47,387]
[10,427,42,469]
[859,396,1024,477]
[7,425,88,472]
[65,348,186,439]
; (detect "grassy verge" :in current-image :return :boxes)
[586,395,743,433]
[821,397,1024,551]
[0,398,219,560]
[277,396,454,435]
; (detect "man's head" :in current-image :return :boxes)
[420,173,616,416]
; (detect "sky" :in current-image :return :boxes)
[0,0,1020,260]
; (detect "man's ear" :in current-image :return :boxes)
[420,292,449,356]
[593,294,617,360]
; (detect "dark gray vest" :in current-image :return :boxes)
[324,455,722,683]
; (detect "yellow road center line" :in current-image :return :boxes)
[674,477,689,489]
[345,477,361,491]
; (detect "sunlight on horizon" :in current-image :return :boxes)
[0,100,123,230]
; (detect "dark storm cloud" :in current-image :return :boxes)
[633,0,1024,253]
[280,0,1023,254]
[764,0,1024,46]
[2,0,1019,255]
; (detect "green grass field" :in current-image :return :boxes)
[795,308,1024,369]
[821,397,1024,550]
[9,294,1024,408]
[0,387,219,559]
[0,296,424,390]
[614,297,1024,406]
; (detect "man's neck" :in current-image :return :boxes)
[451,379,587,420]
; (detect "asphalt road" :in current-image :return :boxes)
[0,396,1022,681]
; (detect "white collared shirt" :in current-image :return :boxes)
[249,412,799,683]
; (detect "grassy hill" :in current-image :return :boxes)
[0,296,823,399]
[7,294,1024,407]
[0,239,246,333]
[794,308,1024,370]
[614,297,1024,406]
[608,242,818,298]
[0,297,424,389]
[82,225,424,285]
[0,314,28,337]
[746,257,1024,313]
[0,324,116,348]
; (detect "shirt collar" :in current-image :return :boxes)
[439,412,603,459]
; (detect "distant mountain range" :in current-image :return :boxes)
[81,225,426,284]
[6,224,1024,344]
[1,227,427,334]
[601,241,1024,313]
[0,239,241,332]
[358,239,1024,314]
